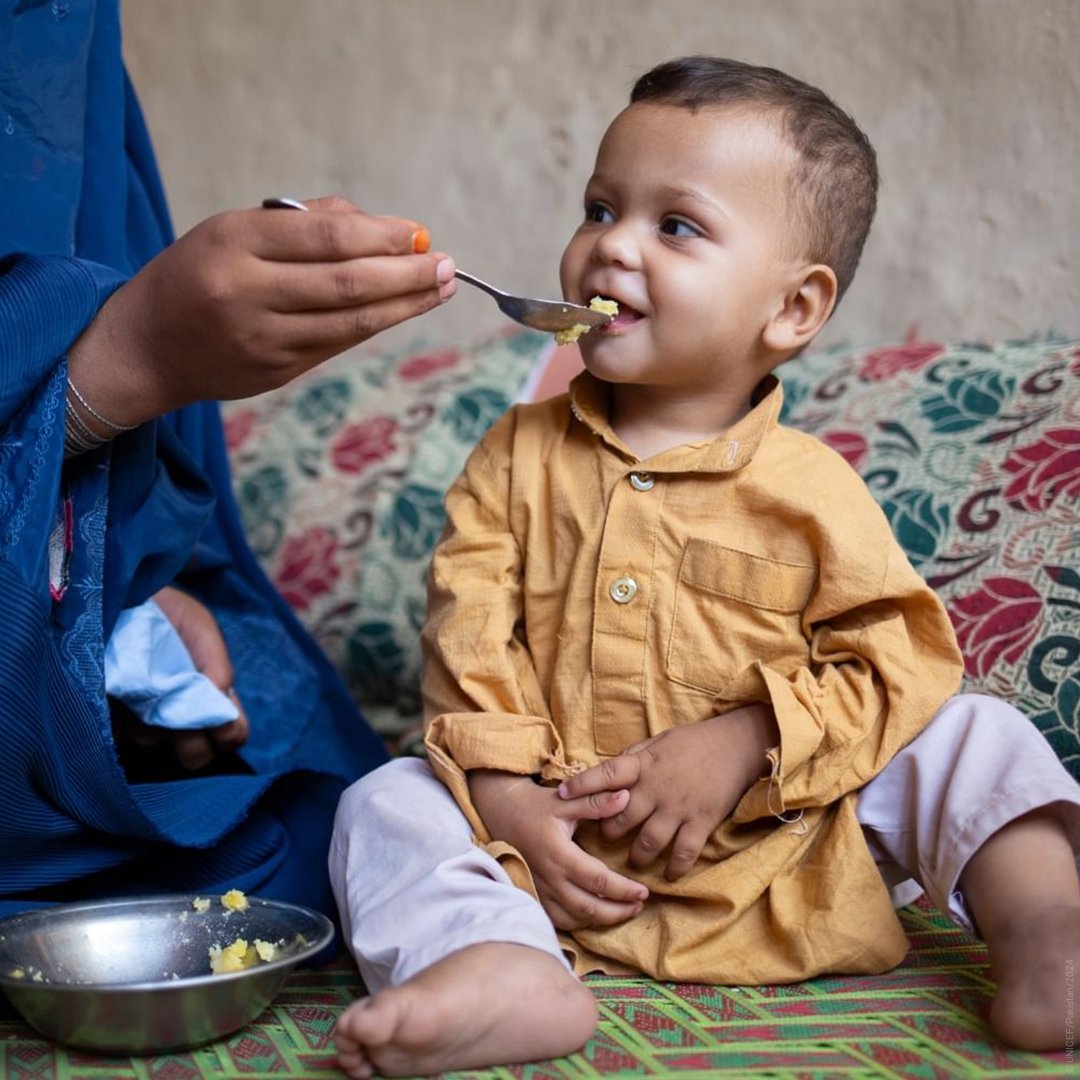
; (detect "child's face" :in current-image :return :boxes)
[560,102,807,398]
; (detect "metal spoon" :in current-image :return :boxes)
[450,270,612,334]
[261,198,613,335]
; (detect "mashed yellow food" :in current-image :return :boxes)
[553,296,618,346]
[208,937,279,974]
[221,889,249,912]
[193,889,276,974]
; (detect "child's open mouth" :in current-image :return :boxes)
[594,295,644,332]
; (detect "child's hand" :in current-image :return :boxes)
[469,769,649,931]
[557,705,777,881]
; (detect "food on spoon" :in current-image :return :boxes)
[192,897,211,913]
[554,296,618,345]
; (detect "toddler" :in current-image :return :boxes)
[329,56,1080,1077]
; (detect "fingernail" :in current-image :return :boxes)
[436,257,454,284]
[412,226,431,254]
[557,782,569,798]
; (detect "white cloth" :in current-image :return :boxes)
[104,598,239,730]
[858,693,1080,933]
[329,695,1080,992]
[329,756,569,992]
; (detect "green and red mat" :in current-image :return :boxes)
[0,900,1072,1078]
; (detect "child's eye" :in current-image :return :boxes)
[660,217,700,238]
[584,202,614,224]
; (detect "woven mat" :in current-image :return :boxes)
[1,901,1073,1078]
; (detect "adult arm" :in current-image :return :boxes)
[66,196,455,436]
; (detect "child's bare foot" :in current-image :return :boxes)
[960,806,1080,1051]
[332,942,597,1078]
[985,902,1080,1051]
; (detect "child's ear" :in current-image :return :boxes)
[763,265,837,353]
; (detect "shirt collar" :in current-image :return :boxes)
[567,370,783,473]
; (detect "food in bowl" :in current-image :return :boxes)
[0,894,334,1053]
[221,889,249,912]
[208,936,281,974]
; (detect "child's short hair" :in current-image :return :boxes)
[631,56,878,304]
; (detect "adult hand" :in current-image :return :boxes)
[557,705,777,881]
[67,195,456,428]
[113,586,249,772]
[468,769,649,931]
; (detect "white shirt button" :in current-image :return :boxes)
[609,576,638,604]
[628,471,654,491]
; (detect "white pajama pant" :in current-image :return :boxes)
[328,694,1080,993]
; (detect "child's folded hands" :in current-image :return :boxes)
[468,768,650,930]
[558,703,778,881]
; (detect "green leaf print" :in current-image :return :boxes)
[920,369,1014,434]
[881,488,950,565]
[387,483,447,561]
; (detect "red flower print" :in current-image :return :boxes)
[330,415,398,475]
[949,576,1043,679]
[1001,428,1080,512]
[399,349,460,381]
[222,408,257,452]
[823,430,868,470]
[858,342,943,382]
[275,527,341,611]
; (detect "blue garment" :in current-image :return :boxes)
[0,0,387,920]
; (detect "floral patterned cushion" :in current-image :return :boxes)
[223,328,548,749]
[780,336,1080,779]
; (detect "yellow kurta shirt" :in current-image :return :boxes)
[423,372,963,984]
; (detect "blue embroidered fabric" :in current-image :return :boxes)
[0,0,388,921]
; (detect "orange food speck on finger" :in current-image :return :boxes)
[411,226,431,254]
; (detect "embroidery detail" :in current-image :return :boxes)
[2,367,64,554]
[60,465,109,708]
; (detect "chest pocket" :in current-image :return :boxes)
[665,538,817,698]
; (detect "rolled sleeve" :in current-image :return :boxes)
[734,533,963,824]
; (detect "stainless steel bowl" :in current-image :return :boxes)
[0,894,334,1054]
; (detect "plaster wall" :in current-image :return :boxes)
[123,0,1080,353]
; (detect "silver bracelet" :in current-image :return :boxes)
[64,406,108,457]
[66,375,138,434]
[66,399,104,443]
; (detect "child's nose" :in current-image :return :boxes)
[592,220,642,271]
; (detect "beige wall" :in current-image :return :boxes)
[123,0,1079,353]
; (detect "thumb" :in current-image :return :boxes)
[301,194,363,214]
[559,787,630,823]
